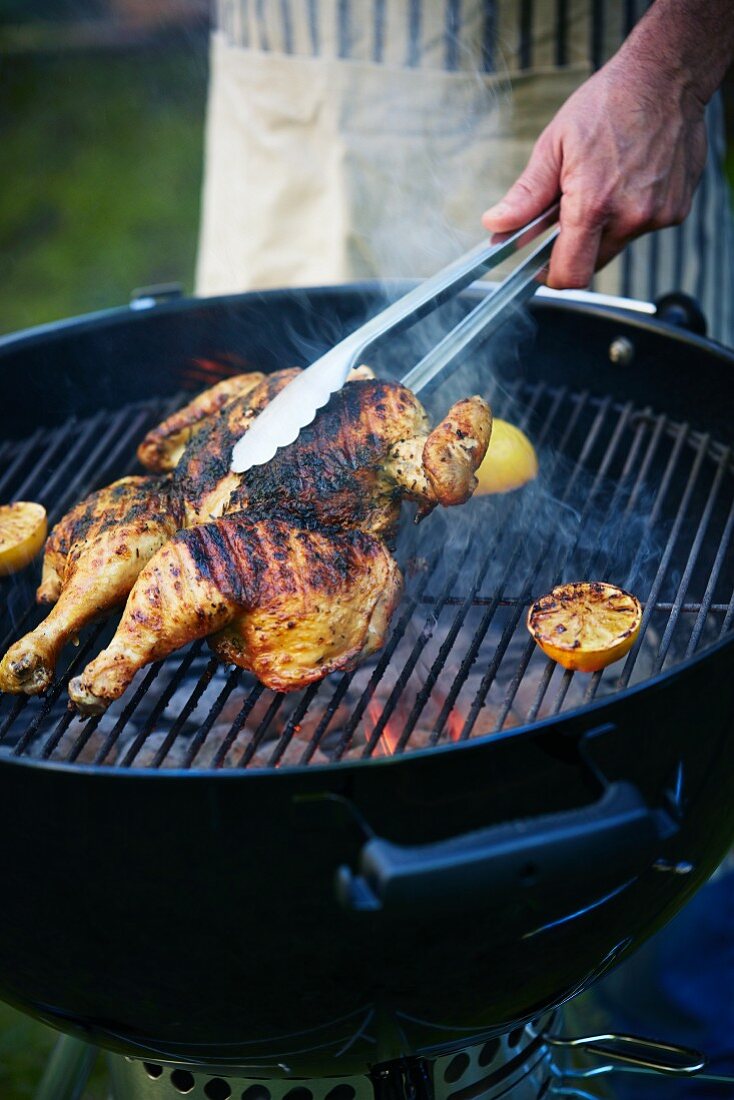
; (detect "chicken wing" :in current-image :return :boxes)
[0,476,176,695]
[137,371,265,472]
[68,515,401,713]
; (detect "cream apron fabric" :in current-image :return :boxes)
[196,33,588,292]
[196,2,734,345]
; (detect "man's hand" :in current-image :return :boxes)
[482,0,733,291]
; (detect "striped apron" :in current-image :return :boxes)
[197,1,734,345]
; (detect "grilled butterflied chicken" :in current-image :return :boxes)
[0,476,176,694]
[1,367,492,709]
[68,515,401,712]
[68,380,490,711]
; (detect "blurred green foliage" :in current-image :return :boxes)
[1,36,207,335]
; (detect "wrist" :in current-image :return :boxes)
[617,0,733,108]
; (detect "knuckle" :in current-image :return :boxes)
[631,198,658,230]
[563,195,612,229]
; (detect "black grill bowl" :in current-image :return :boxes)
[0,284,733,1074]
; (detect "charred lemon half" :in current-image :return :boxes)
[475,419,538,495]
[0,502,47,577]
[527,581,642,672]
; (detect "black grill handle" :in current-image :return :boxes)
[336,781,675,913]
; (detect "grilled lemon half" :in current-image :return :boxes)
[475,419,538,494]
[527,581,642,672]
[0,502,47,577]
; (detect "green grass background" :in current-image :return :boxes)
[1,23,733,1100]
[0,38,207,336]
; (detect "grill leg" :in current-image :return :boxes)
[34,1034,98,1100]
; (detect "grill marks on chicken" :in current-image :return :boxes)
[226,379,431,539]
[174,369,301,526]
[0,476,176,695]
[1,367,492,711]
[68,516,401,711]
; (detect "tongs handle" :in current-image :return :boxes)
[402,226,559,394]
[349,202,560,363]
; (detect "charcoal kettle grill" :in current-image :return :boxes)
[0,283,733,1098]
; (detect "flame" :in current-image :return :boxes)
[446,707,464,742]
[365,700,401,757]
[363,695,467,755]
[181,353,254,389]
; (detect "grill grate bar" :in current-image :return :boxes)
[299,673,355,764]
[519,400,653,721]
[619,430,711,689]
[424,596,732,612]
[456,394,620,740]
[11,624,107,758]
[67,712,102,763]
[93,662,166,765]
[183,667,243,768]
[237,693,287,768]
[151,656,221,768]
[431,389,596,741]
[501,409,667,724]
[549,667,574,716]
[329,560,439,761]
[687,494,734,655]
[361,542,474,757]
[0,428,45,500]
[119,642,205,767]
[461,398,635,738]
[266,682,320,767]
[212,682,264,768]
[0,695,28,746]
[723,587,734,637]
[653,445,733,672]
[393,381,564,752]
[582,414,689,705]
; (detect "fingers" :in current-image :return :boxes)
[482,134,560,232]
[546,193,606,289]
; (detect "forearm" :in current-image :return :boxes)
[620,0,734,107]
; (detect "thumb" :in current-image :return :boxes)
[482,138,560,232]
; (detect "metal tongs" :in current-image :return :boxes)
[231,203,559,473]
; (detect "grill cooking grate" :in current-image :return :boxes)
[1,379,733,771]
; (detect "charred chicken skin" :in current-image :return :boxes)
[68,515,402,711]
[0,476,176,695]
[0,368,491,710]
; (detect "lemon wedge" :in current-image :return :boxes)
[475,419,538,494]
[527,581,642,673]
[0,502,48,577]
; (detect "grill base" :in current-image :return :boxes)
[106,1020,555,1100]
